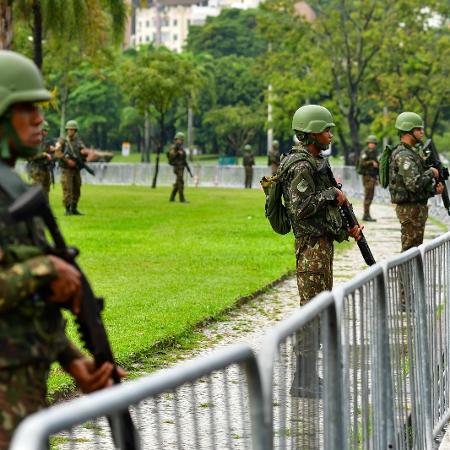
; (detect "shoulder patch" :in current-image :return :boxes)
[297,179,309,193]
[403,160,411,171]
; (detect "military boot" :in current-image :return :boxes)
[170,185,177,202]
[179,189,189,203]
[71,204,84,215]
[64,207,73,216]
[362,214,376,222]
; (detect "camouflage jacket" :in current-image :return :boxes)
[57,135,86,170]
[388,142,434,204]
[359,147,378,177]
[0,162,79,369]
[268,148,280,165]
[280,144,348,241]
[168,144,187,168]
[243,153,255,167]
[27,138,53,171]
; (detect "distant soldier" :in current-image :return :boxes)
[388,112,444,252]
[268,140,281,174]
[358,135,379,221]
[168,131,189,203]
[243,144,255,189]
[54,120,88,215]
[26,120,54,197]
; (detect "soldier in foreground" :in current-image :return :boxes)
[54,120,88,215]
[243,144,255,188]
[168,131,189,203]
[0,50,119,450]
[388,112,444,252]
[268,139,281,174]
[26,120,54,198]
[358,135,379,221]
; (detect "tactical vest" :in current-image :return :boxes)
[388,144,431,204]
[0,163,68,368]
[59,136,84,170]
[359,148,378,176]
[168,144,186,168]
[280,147,344,240]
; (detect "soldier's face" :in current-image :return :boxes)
[11,103,44,148]
[368,143,376,150]
[313,128,333,146]
[412,127,424,141]
[175,138,184,145]
[67,128,76,138]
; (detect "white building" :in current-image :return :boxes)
[132,0,262,53]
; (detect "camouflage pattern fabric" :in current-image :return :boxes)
[244,166,253,188]
[56,135,86,170]
[29,166,51,193]
[60,168,81,209]
[0,362,48,449]
[362,175,377,217]
[168,144,187,201]
[268,148,280,174]
[395,203,428,252]
[388,143,434,204]
[170,166,186,202]
[358,147,378,176]
[27,139,53,194]
[295,236,333,305]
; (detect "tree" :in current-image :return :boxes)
[0,1,13,49]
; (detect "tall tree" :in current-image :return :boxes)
[0,0,13,49]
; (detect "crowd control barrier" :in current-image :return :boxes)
[10,233,450,450]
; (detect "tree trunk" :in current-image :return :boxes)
[142,110,150,163]
[0,1,13,49]
[60,84,69,136]
[151,113,165,188]
[347,107,360,165]
[32,0,43,69]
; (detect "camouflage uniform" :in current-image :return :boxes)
[168,143,188,202]
[359,147,378,219]
[0,164,82,448]
[388,142,435,252]
[56,135,86,212]
[27,138,53,194]
[280,144,348,305]
[268,146,280,175]
[243,152,255,188]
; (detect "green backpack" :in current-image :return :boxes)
[260,155,307,235]
[379,144,394,188]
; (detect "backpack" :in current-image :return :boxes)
[260,155,308,235]
[379,144,394,188]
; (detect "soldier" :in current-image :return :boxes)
[243,144,255,188]
[268,139,281,174]
[388,112,444,252]
[168,131,189,203]
[26,120,54,198]
[0,50,120,449]
[54,120,88,215]
[358,135,379,221]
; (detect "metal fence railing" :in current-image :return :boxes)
[10,233,450,450]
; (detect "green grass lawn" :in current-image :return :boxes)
[46,184,352,396]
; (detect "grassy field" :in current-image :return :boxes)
[46,184,352,396]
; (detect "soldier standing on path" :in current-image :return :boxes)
[26,120,54,198]
[0,50,121,450]
[359,135,379,221]
[388,112,444,252]
[54,120,88,215]
[168,132,189,203]
[268,140,281,174]
[243,144,255,188]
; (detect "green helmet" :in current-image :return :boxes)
[244,144,252,151]
[175,131,185,140]
[395,112,424,132]
[366,134,378,144]
[42,120,50,132]
[292,105,335,133]
[65,120,79,130]
[272,140,279,148]
[0,51,51,118]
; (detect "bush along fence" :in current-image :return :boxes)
[10,232,450,450]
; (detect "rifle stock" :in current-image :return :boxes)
[185,161,193,178]
[8,186,138,450]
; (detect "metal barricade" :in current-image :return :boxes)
[10,344,267,450]
[420,231,450,439]
[382,248,433,450]
[259,292,344,449]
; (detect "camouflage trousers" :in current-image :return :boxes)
[29,168,51,194]
[244,167,253,188]
[295,236,334,306]
[61,168,81,208]
[395,203,428,252]
[0,362,49,449]
[362,175,377,216]
[170,167,185,201]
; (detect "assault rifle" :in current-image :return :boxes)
[325,165,376,266]
[422,139,450,216]
[185,161,193,178]
[72,153,96,176]
[8,186,138,450]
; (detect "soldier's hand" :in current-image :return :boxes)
[335,188,347,205]
[372,161,379,168]
[44,152,52,161]
[431,167,440,178]
[436,182,445,195]
[67,358,127,394]
[48,255,82,313]
[349,224,364,241]
[66,158,77,169]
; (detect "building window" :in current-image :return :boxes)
[145,20,150,27]
[138,36,142,43]
[173,19,178,26]
[145,35,150,42]
[173,34,178,41]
